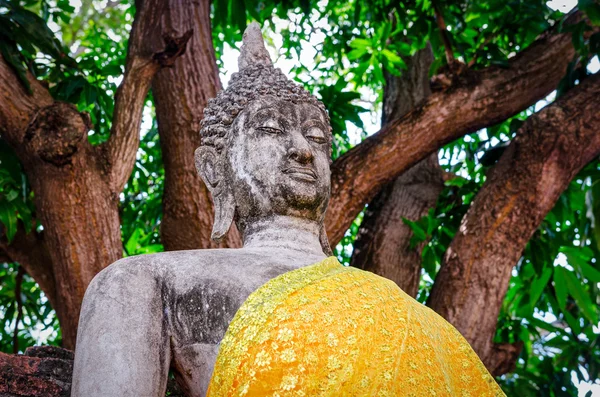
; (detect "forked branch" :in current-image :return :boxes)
[103,0,192,193]
[326,11,590,245]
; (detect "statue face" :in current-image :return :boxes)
[226,96,331,225]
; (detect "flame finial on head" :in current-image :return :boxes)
[238,22,273,70]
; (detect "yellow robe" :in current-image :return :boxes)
[207,257,505,397]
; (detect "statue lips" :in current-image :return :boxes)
[282,166,318,182]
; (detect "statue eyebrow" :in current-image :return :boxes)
[255,104,296,116]
[245,108,277,124]
[246,110,291,131]
[303,119,327,130]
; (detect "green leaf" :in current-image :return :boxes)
[353,59,370,79]
[13,200,32,233]
[347,48,368,60]
[371,58,384,83]
[376,22,392,42]
[422,245,437,275]
[462,28,478,46]
[349,38,370,49]
[0,40,30,93]
[5,190,18,202]
[8,7,64,59]
[579,0,600,25]
[138,244,164,254]
[579,261,600,283]
[563,310,581,335]
[402,218,427,241]
[0,198,17,242]
[564,269,598,324]
[229,0,247,34]
[553,266,568,312]
[529,267,552,310]
[445,176,469,187]
[590,179,600,250]
[125,229,142,256]
[394,42,412,56]
[381,49,402,64]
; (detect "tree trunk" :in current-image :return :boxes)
[0,0,191,348]
[428,74,600,375]
[0,68,121,348]
[151,0,242,251]
[351,45,444,297]
[24,121,122,349]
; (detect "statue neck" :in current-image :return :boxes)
[241,215,326,257]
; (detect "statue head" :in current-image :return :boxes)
[195,22,333,252]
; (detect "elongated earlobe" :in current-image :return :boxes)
[211,192,235,241]
[319,225,333,256]
[195,147,235,242]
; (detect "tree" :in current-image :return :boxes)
[0,0,599,394]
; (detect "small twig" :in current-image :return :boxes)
[13,265,24,354]
[432,0,456,67]
[467,33,497,68]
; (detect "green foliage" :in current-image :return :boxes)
[316,78,367,159]
[0,262,61,353]
[0,138,34,243]
[0,0,75,92]
[334,210,364,266]
[1,2,600,395]
[432,0,561,69]
[498,167,600,396]
[120,112,165,256]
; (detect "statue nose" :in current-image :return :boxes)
[288,145,313,164]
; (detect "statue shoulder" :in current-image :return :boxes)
[95,249,235,280]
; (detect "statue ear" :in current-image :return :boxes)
[195,146,235,242]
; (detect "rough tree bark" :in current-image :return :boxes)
[326,12,589,245]
[0,0,191,348]
[428,73,600,375]
[351,44,444,297]
[0,346,185,396]
[151,0,242,250]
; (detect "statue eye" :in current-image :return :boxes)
[257,126,284,135]
[305,127,327,144]
[307,135,327,144]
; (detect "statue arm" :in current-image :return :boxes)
[71,259,170,396]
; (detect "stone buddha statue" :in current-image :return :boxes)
[72,23,504,397]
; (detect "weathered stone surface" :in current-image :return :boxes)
[72,22,334,396]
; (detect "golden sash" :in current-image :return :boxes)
[208,257,504,396]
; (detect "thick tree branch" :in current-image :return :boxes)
[104,0,192,193]
[351,44,444,297]
[427,73,600,375]
[151,0,242,250]
[0,228,57,310]
[326,11,589,245]
[0,59,53,149]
